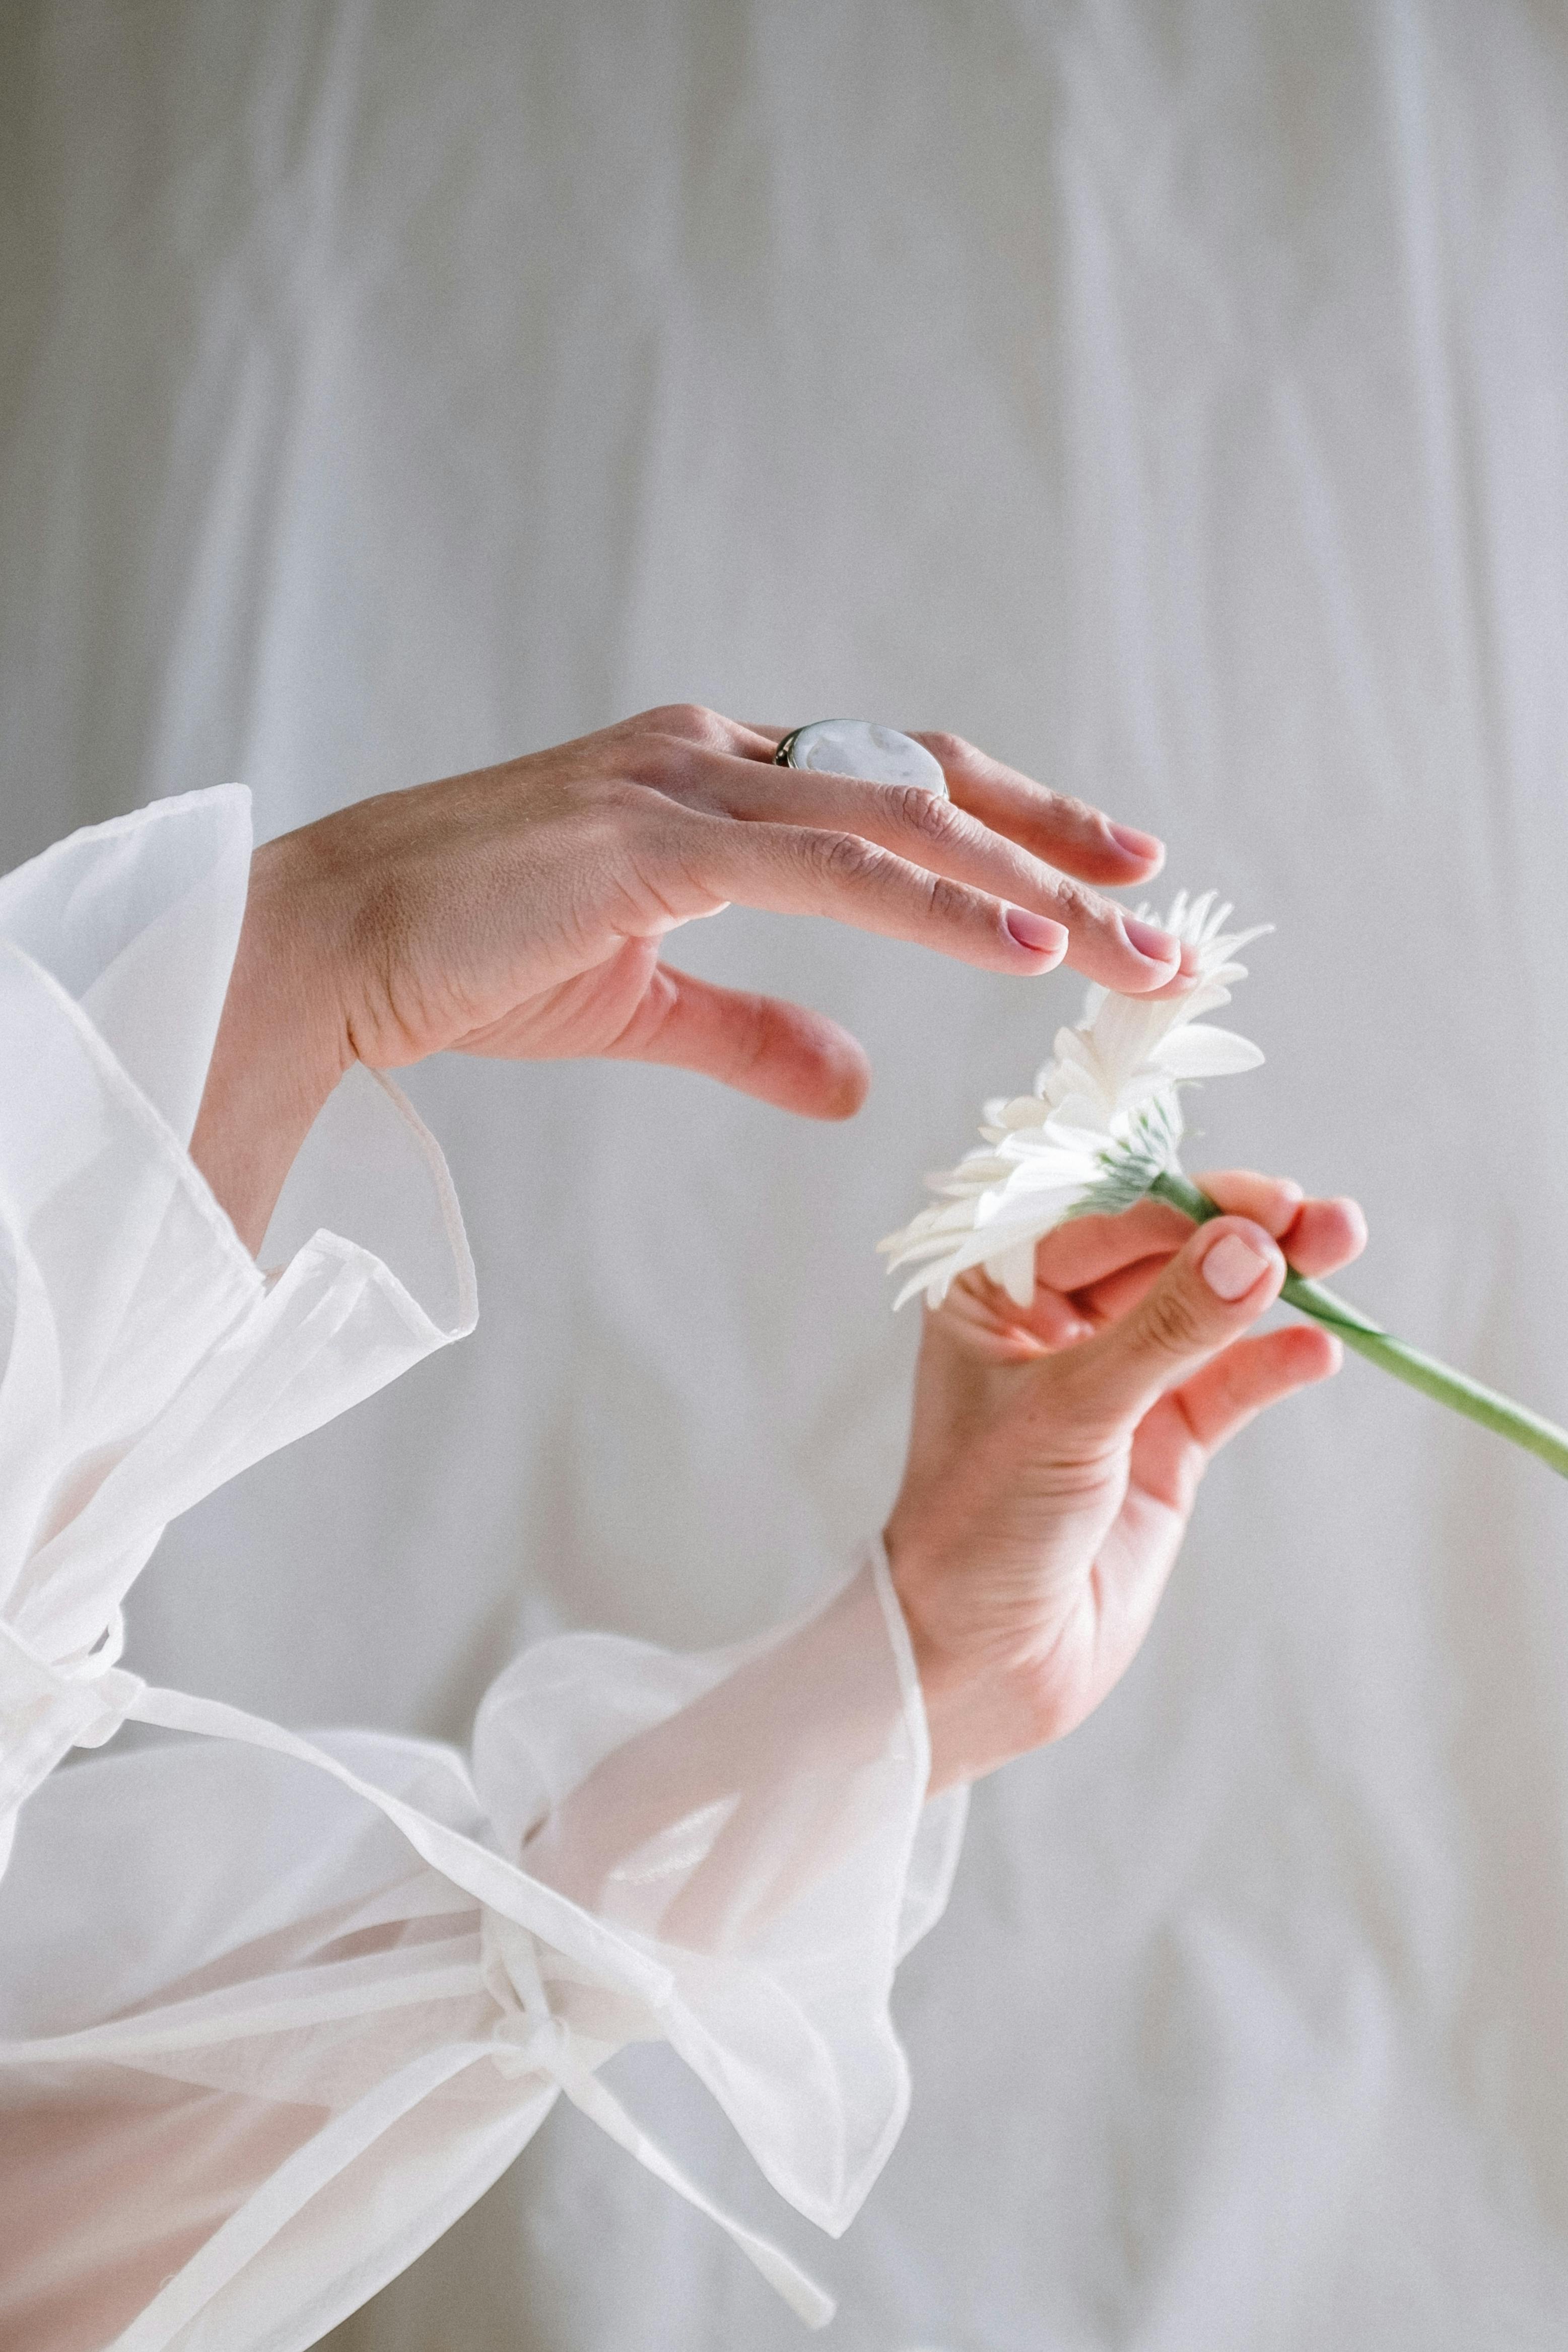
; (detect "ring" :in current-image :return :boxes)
[774,720,948,798]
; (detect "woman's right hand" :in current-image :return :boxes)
[885,1171,1369,1791]
[194,704,1193,1245]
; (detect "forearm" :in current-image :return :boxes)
[190,832,353,1252]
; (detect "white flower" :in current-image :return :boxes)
[879,890,1270,1310]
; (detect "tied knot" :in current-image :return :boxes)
[0,1613,145,1820]
[472,1906,835,2327]
[477,1908,563,2082]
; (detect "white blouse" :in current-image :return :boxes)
[0,788,968,2350]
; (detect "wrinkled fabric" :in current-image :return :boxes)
[0,786,478,1869]
[10,6,1568,2348]
[0,795,966,2349]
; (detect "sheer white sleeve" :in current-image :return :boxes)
[0,787,476,1869]
[0,794,969,2349]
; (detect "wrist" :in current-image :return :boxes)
[190,830,356,1252]
[884,1524,1062,1791]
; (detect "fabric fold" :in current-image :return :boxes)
[0,788,968,2347]
[0,791,476,1862]
[0,1553,964,2348]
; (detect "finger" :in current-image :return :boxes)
[1044,1216,1287,1439]
[937,1270,1092,1354]
[1130,1325,1342,1513]
[608,966,870,1117]
[1072,1250,1179,1327]
[659,745,1194,995]
[626,702,781,763]
[1174,1323,1344,1452]
[912,731,1167,885]
[1195,1170,1368,1278]
[747,717,1183,985]
[670,808,1071,973]
[1033,1199,1195,1293]
[1188,1169,1305,1236]
[1280,1195,1367,1278]
[1072,1198,1367,1327]
[605,964,870,1118]
[1020,1184,1366,1329]
[697,759,1195,989]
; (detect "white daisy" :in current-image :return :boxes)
[879,891,1270,1310]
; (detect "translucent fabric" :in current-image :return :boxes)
[0,792,968,2348]
[0,788,478,1868]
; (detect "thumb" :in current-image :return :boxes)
[606,964,871,1118]
[1048,1216,1287,1439]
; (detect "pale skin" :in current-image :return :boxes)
[190,702,1366,1793]
[887,1178,1364,1789]
[192,704,1197,1247]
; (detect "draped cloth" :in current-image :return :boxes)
[0,789,968,2351]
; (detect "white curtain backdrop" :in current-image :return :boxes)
[7,4,1568,2344]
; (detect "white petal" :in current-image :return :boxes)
[1211,922,1272,959]
[1053,1027,1099,1079]
[883,883,1266,1317]
[985,1094,1048,1131]
[1116,1069,1172,1112]
[1050,1088,1117,1132]
[986,1237,1039,1306]
[1072,983,1108,1037]
[1000,1130,1103,1173]
[1154,1024,1265,1078]
[933,1156,1010,1188]
[894,1265,944,1310]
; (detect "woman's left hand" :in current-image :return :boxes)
[191,707,1186,1247]
[884,1171,1368,1790]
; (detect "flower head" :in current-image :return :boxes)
[879,890,1269,1310]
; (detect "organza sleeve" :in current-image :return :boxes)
[0,786,969,2347]
[0,788,475,1869]
[0,1552,967,2349]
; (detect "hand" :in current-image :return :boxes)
[192,705,1192,1246]
[883,1172,1369,1790]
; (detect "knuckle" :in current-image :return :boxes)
[1046,874,1105,926]
[623,735,688,788]
[1050,788,1098,829]
[727,991,772,1080]
[639,701,724,746]
[1137,1278,1212,1362]
[809,828,883,889]
[589,772,656,817]
[924,870,978,928]
[677,701,728,746]
[890,781,960,845]
[627,736,730,805]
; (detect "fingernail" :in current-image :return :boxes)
[1202,1230,1278,1301]
[1122,915,1181,966]
[1108,821,1163,862]
[1005,907,1069,957]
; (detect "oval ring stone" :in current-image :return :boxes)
[775,720,948,797]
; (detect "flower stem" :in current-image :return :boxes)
[1148,1170,1568,1481]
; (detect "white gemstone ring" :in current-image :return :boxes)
[773,719,948,797]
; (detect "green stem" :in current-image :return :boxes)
[1147,1169,1568,1482]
